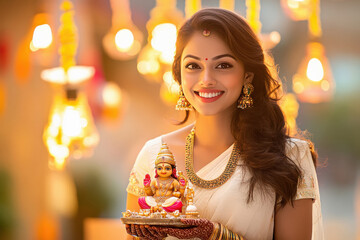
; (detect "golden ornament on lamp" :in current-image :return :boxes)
[103,0,143,60]
[281,0,312,21]
[292,41,334,103]
[41,0,98,170]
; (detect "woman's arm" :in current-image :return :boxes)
[274,199,312,240]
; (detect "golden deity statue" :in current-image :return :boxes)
[138,143,187,213]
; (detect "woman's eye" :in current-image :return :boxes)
[157,167,162,171]
[216,63,233,69]
[185,63,200,70]
[166,167,171,171]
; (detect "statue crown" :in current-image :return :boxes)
[155,143,176,166]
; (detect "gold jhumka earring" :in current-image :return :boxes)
[237,83,254,109]
[176,87,192,111]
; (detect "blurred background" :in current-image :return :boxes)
[0,0,359,239]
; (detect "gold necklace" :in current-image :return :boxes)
[185,128,240,189]
[156,178,174,203]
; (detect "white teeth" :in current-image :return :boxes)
[198,92,222,98]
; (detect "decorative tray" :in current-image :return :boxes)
[121,217,193,228]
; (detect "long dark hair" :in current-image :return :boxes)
[172,8,318,207]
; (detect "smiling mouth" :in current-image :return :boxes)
[194,90,224,102]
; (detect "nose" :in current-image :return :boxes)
[200,68,216,87]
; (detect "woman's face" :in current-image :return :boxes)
[180,31,253,116]
[156,163,173,178]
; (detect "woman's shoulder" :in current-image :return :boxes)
[285,138,312,164]
[141,123,194,152]
[161,123,194,147]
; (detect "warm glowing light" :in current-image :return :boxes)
[102,82,122,107]
[41,66,95,85]
[137,60,161,75]
[321,80,330,91]
[293,81,304,94]
[160,71,180,104]
[44,93,99,166]
[115,29,134,52]
[292,42,334,103]
[30,41,39,52]
[306,58,324,82]
[139,0,183,83]
[32,24,53,49]
[103,0,143,59]
[186,0,202,18]
[160,51,175,64]
[62,106,83,137]
[260,31,281,50]
[246,0,262,34]
[270,31,281,44]
[279,93,299,136]
[151,23,177,53]
[281,0,311,21]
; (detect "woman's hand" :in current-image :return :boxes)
[154,218,214,240]
[125,224,167,240]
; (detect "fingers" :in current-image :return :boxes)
[125,224,133,236]
[126,224,168,240]
[135,225,146,238]
[149,226,167,239]
[139,225,156,240]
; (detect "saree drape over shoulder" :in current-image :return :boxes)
[127,136,324,240]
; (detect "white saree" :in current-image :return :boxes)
[127,136,324,240]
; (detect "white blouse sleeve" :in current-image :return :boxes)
[126,139,158,197]
[287,139,325,239]
[287,139,317,200]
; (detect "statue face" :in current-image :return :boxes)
[156,163,173,178]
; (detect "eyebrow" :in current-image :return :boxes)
[183,54,236,61]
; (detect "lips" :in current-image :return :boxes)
[194,89,224,103]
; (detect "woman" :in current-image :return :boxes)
[125,8,323,240]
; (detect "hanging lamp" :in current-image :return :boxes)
[42,0,98,170]
[292,0,334,103]
[103,0,143,60]
[137,0,183,82]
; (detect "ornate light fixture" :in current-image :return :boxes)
[137,0,183,82]
[137,0,183,105]
[102,0,143,60]
[292,0,334,103]
[42,0,98,170]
